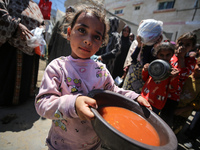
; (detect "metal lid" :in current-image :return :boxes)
[148,59,171,81]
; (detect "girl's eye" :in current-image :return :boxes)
[78,28,86,33]
[94,35,101,41]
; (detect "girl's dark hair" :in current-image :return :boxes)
[177,32,197,47]
[153,41,175,57]
[63,4,109,47]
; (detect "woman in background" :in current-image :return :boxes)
[112,25,132,82]
[0,0,44,105]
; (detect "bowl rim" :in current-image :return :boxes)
[91,107,163,149]
[89,89,178,150]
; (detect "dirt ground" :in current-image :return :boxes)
[0,59,51,150]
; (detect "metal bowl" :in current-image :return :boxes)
[148,59,171,81]
[88,89,177,150]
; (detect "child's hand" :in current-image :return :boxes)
[143,63,149,71]
[170,68,179,77]
[175,45,187,58]
[136,96,152,110]
[75,96,98,120]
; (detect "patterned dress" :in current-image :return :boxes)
[122,45,155,93]
[0,0,44,105]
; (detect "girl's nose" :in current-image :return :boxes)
[84,37,92,46]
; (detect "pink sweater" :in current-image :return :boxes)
[35,56,140,150]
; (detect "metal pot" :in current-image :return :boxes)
[148,59,171,81]
[88,89,177,150]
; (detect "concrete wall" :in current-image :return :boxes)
[63,0,200,43]
[104,0,200,42]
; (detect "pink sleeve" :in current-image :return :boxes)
[35,61,79,120]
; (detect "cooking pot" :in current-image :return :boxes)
[148,59,171,81]
[88,89,177,150]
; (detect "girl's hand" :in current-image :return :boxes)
[18,23,33,40]
[170,68,179,77]
[136,96,152,110]
[143,63,149,71]
[175,45,187,58]
[75,96,98,120]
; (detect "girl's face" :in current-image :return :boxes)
[176,39,194,54]
[122,27,130,37]
[67,12,104,59]
[157,49,174,62]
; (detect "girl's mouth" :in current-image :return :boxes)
[80,47,90,52]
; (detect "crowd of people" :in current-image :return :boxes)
[1,1,199,150]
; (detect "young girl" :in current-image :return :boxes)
[160,32,197,127]
[141,41,179,114]
[35,5,151,150]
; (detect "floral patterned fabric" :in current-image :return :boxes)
[0,0,44,55]
[0,0,43,105]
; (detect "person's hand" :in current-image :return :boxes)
[18,23,33,40]
[97,56,103,61]
[175,44,187,58]
[170,68,179,77]
[143,63,149,71]
[123,66,129,72]
[153,35,163,48]
[136,35,142,47]
[156,35,163,44]
[75,96,98,120]
[136,96,152,110]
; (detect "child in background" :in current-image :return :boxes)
[141,41,179,114]
[160,32,197,128]
[173,57,200,133]
[35,5,151,150]
[173,58,200,149]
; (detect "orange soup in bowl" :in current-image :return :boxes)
[98,106,160,146]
